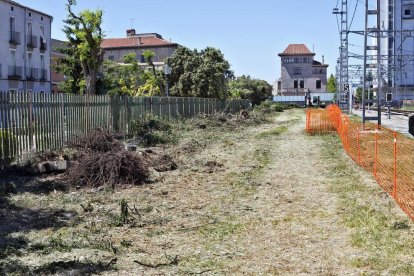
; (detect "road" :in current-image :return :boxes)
[352,108,412,137]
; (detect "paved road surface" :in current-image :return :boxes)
[352,108,412,137]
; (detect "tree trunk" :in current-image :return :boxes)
[85,69,97,95]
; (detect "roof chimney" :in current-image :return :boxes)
[322,55,325,64]
[126,29,136,37]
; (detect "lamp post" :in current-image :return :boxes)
[164,64,172,97]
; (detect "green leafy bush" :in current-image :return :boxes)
[0,129,18,167]
[254,101,291,113]
[131,114,177,146]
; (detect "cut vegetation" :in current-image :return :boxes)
[1,106,413,275]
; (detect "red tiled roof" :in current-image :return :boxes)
[278,44,315,56]
[101,36,176,49]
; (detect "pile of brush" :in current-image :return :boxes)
[64,128,149,188]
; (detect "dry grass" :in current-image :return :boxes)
[1,109,414,275]
[320,134,414,273]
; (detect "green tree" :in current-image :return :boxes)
[165,46,232,99]
[101,53,162,96]
[355,87,363,103]
[142,50,165,94]
[54,29,85,94]
[143,50,156,76]
[229,75,272,105]
[327,74,337,93]
[65,0,104,95]
[355,86,374,103]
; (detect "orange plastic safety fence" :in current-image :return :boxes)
[306,105,414,221]
[305,108,336,134]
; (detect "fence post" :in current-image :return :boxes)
[357,126,361,164]
[345,118,349,153]
[28,92,34,150]
[374,126,378,177]
[60,93,65,148]
[393,131,397,199]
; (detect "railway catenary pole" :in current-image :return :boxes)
[333,0,350,113]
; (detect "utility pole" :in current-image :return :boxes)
[362,0,381,125]
[333,1,350,113]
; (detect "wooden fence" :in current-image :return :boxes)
[0,92,249,166]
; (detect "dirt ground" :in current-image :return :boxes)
[1,108,413,275]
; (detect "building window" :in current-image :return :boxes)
[41,55,45,70]
[294,68,301,75]
[40,54,46,80]
[29,12,31,17]
[10,49,16,67]
[300,80,304,89]
[284,58,294,63]
[10,17,15,40]
[319,69,324,74]
[293,80,298,89]
[28,53,33,68]
[11,6,14,11]
[108,55,114,61]
[28,22,33,36]
[405,9,411,16]
[316,80,321,89]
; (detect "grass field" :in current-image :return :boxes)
[1,108,413,275]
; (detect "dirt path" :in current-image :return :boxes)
[219,110,364,274]
[109,109,365,275]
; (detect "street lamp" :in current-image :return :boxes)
[164,64,172,97]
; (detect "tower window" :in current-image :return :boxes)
[316,80,322,89]
[405,9,411,16]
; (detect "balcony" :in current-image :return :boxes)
[9,31,21,46]
[26,67,39,80]
[39,39,47,52]
[27,35,38,49]
[39,69,48,81]
[8,65,23,79]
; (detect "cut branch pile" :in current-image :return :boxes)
[67,128,124,153]
[64,128,149,188]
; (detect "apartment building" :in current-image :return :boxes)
[277,44,329,95]
[0,0,52,93]
[101,29,178,67]
[380,0,414,89]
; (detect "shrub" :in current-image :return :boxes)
[0,129,18,167]
[131,114,177,146]
[253,101,291,114]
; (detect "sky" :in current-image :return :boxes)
[16,0,367,84]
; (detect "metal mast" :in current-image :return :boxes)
[333,1,350,112]
[362,0,381,125]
